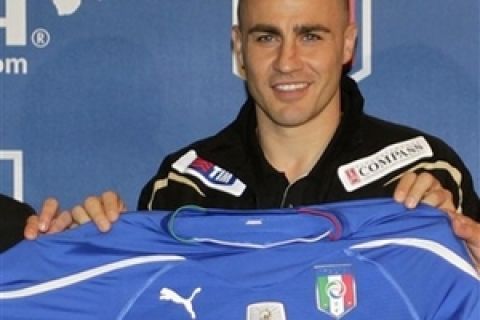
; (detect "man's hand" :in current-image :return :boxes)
[24,191,126,240]
[393,171,455,211]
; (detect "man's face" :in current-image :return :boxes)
[232,0,356,129]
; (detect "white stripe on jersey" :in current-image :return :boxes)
[349,238,479,280]
[0,255,185,299]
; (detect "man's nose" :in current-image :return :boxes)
[273,40,303,73]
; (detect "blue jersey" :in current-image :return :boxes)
[0,199,478,319]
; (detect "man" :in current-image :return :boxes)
[24,0,480,268]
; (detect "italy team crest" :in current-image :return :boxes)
[315,265,357,319]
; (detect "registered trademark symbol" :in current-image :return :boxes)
[31,28,51,48]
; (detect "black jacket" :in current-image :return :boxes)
[0,194,34,252]
[139,77,479,221]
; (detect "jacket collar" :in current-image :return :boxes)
[234,75,366,174]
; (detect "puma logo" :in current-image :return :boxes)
[159,287,202,319]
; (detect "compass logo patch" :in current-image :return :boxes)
[338,136,433,192]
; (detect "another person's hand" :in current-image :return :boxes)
[448,212,480,272]
[24,197,73,240]
[393,171,455,211]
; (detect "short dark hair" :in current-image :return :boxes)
[236,0,351,28]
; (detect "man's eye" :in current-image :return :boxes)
[303,33,321,41]
[256,34,275,42]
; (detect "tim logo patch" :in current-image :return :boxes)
[172,150,246,196]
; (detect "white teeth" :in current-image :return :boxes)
[275,83,308,91]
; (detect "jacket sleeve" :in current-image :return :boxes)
[0,194,35,252]
[137,153,208,211]
[421,137,480,221]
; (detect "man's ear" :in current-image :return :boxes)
[232,26,246,78]
[343,23,358,65]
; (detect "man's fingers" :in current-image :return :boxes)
[24,215,41,240]
[24,210,72,239]
[69,192,126,233]
[71,205,93,225]
[101,191,125,223]
[46,211,74,234]
[393,172,416,203]
[37,197,61,232]
[394,172,453,209]
[420,188,455,212]
[72,203,111,232]
[411,172,455,211]
[81,196,112,232]
[394,172,433,208]
[404,172,438,208]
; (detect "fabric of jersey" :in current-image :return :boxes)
[0,199,478,319]
[138,76,479,221]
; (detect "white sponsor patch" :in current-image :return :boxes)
[337,136,433,192]
[247,302,287,320]
[172,150,246,196]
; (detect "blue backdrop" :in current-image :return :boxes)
[0,0,478,211]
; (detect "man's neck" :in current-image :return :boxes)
[257,105,341,183]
